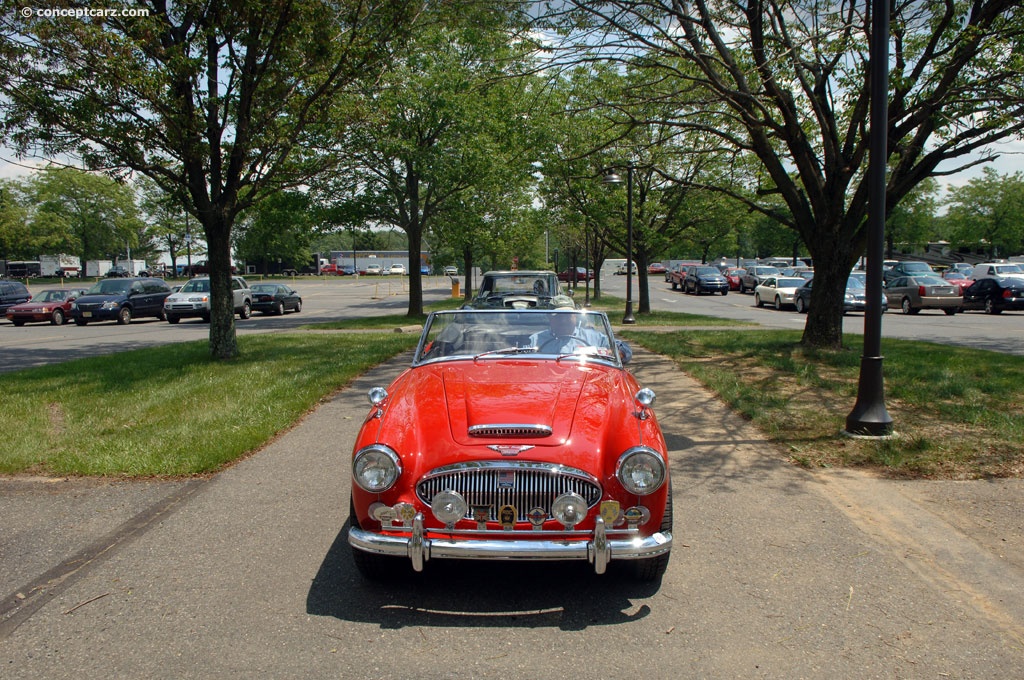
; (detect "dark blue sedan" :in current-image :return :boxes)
[250,283,302,315]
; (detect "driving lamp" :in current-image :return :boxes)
[431,490,468,526]
[551,492,587,529]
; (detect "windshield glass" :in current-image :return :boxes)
[87,280,131,295]
[995,265,1024,274]
[38,290,68,302]
[251,284,277,293]
[415,309,620,366]
[180,279,210,293]
[480,274,558,296]
[904,262,933,273]
[694,267,720,276]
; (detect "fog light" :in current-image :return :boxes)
[551,492,587,530]
[431,490,468,527]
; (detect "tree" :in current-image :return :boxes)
[1,0,421,358]
[945,169,1024,258]
[29,167,143,270]
[543,0,1024,348]
[234,191,314,275]
[884,178,940,258]
[137,176,194,276]
[0,179,37,259]
[316,8,545,315]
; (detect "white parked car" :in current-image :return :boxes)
[388,263,407,275]
[970,262,1024,282]
[164,276,252,323]
[364,263,382,276]
[754,276,808,310]
[443,265,458,277]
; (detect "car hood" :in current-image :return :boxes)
[364,360,646,477]
[7,300,48,311]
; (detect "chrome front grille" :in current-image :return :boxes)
[416,461,602,522]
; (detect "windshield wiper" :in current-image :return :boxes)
[473,346,539,360]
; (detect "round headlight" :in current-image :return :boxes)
[551,492,587,528]
[352,444,401,492]
[616,447,666,495]
[431,490,468,525]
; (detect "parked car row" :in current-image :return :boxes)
[3,276,303,326]
[749,272,1024,316]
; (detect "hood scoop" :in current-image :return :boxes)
[468,424,553,438]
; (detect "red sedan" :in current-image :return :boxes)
[723,268,746,291]
[942,271,974,294]
[348,308,673,582]
[5,288,88,326]
[557,267,595,283]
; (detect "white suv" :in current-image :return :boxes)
[164,276,252,323]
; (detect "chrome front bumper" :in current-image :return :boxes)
[348,513,672,574]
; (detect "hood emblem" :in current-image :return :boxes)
[488,445,535,457]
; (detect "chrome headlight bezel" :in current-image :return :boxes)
[352,444,402,493]
[616,446,667,496]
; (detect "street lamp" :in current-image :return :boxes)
[602,163,636,324]
[845,0,894,436]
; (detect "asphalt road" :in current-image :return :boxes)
[0,275,453,373]
[2,273,1023,677]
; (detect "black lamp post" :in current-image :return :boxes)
[602,163,636,324]
[845,0,894,436]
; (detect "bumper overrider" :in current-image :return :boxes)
[348,515,672,574]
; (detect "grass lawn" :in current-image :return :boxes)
[0,332,419,477]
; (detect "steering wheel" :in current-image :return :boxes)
[538,334,587,353]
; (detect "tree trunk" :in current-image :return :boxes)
[460,247,473,300]
[204,214,238,360]
[801,233,858,350]
[406,227,423,317]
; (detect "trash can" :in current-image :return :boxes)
[450,277,460,298]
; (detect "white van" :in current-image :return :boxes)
[970,262,1024,281]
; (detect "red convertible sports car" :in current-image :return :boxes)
[348,308,673,581]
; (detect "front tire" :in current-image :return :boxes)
[51,309,65,325]
[627,490,672,582]
[755,293,763,307]
[774,296,782,310]
[795,297,807,314]
[117,306,132,325]
[167,315,180,324]
[294,300,302,313]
